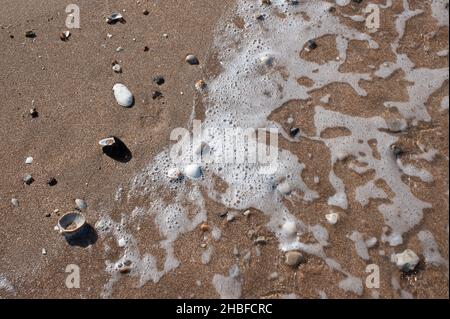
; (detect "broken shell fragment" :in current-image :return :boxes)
[195,80,207,92]
[60,31,71,41]
[99,137,116,147]
[167,168,183,181]
[25,30,36,38]
[106,13,124,24]
[113,83,134,107]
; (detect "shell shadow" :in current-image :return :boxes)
[65,224,98,248]
[102,137,132,163]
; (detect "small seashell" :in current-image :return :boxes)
[195,80,207,92]
[60,31,70,41]
[25,30,36,38]
[184,164,202,179]
[58,211,86,236]
[106,13,124,24]
[260,55,274,67]
[185,54,199,65]
[325,212,339,225]
[99,137,116,147]
[112,83,134,107]
[167,167,183,181]
[25,156,33,164]
[112,63,122,73]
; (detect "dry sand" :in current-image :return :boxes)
[0,0,448,298]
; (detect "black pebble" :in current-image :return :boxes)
[47,178,58,186]
[307,39,318,50]
[152,91,163,100]
[290,127,300,137]
[153,76,165,86]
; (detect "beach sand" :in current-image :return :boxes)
[0,0,448,298]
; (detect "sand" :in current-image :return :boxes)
[0,0,448,299]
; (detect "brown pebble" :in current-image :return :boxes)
[200,223,210,232]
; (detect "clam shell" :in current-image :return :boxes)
[58,211,86,235]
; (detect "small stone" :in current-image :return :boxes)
[277,181,292,195]
[325,212,339,225]
[261,0,272,5]
[30,108,38,118]
[25,30,36,38]
[219,211,228,218]
[200,243,207,248]
[119,266,131,274]
[25,157,33,164]
[184,164,202,179]
[116,46,124,52]
[254,236,268,245]
[44,212,51,218]
[153,75,165,86]
[47,177,57,187]
[23,174,34,185]
[152,91,163,100]
[260,55,274,67]
[255,13,265,20]
[75,198,87,210]
[365,237,378,248]
[113,83,134,107]
[118,238,127,248]
[386,118,407,133]
[143,10,149,15]
[144,46,149,52]
[243,210,251,217]
[285,251,304,267]
[391,145,404,158]
[282,221,297,237]
[307,39,318,50]
[200,223,210,232]
[290,127,300,137]
[185,54,199,65]
[59,30,70,41]
[269,272,279,280]
[163,33,169,38]
[42,248,47,255]
[393,249,420,272]
[226,214,235,222]
[11,198,19,207]
[167,167,183,180]
[195,80,207,92]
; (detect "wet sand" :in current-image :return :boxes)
[0,0,448,298]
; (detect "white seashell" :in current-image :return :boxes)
[325,212,339,225]
[167,168,182,180]
[277,181,292,195]
[184,164,202,179]
[25,156,33,164]
[393,249,419,271]
[99,137,116,147]
[112,64,122,73]
[106,13,123,24]
[113,83,134,107]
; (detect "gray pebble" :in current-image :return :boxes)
[285,251,305,267]
[23,174,34,185]
[186,54,199,65]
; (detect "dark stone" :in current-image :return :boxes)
[153,75,165,86]
[307,39,318,50]
[152,91,163,100]
[47,177,58,187]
